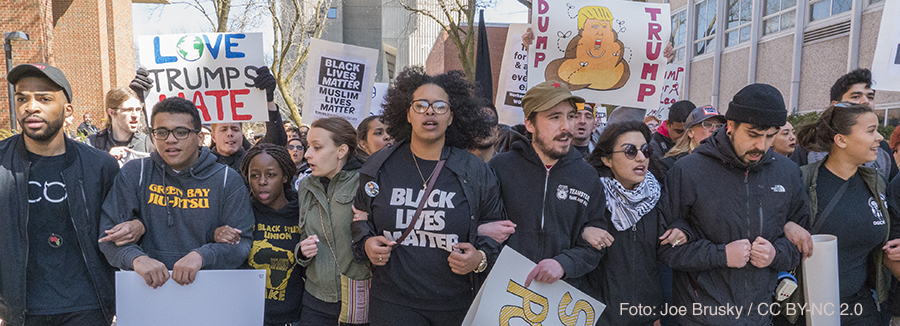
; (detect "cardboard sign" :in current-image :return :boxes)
[872,0,900,91]
[138,33,268,123]
[302,38,379,127]
[495,23,531,125]
[370,82,389,116]
[463,247,605,326]
[647,64,685,119]
[528,0,670,110]
[116,270,266,326]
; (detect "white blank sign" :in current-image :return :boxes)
[116,270,266,326]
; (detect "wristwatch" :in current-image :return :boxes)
[474,250,488,273]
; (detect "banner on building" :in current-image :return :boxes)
[872,0,900,91]
[138,33,268,123]
[528,0,670,110]
[647,64,685,119]
[302,38,379,127]
[116,270,265,326]
[370,82,389,116]
[463,247,605,326]
[495,23,531,125]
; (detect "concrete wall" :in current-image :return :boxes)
[688,58,714,108]
[799,36,849,112]
[718,46,750,111]
[756,33,794,112]
[342,0,383,81]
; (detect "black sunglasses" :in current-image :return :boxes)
[287,144,304,151]
[610,143,652,160]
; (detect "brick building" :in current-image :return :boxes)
[1,0,146,132]
[425,23,510,101]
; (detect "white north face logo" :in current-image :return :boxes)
[771,185,785,193]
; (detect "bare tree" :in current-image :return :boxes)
[269,0,333,126]
[155,0,268,33]
[398,0,497,82]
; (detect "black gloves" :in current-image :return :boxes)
[130,68,153,103]
[253,66,277,102]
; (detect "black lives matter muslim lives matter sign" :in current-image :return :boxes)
[527,0,670,110]
[138,33,268,123]
[302,38,378,127]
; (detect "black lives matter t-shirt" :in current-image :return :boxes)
[815,164,887,299]
[358,144,471,311]
[246,199,304,325]
[26,152,101,315]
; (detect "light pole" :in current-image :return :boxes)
[5,31,30,131]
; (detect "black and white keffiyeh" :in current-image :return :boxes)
[600,171,661,231]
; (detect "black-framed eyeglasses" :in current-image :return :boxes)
[287,144,304,151]
[610,143,652,160]
[151,127,199,140]
[410,99,450,115]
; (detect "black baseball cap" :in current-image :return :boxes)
[7,63,73,103]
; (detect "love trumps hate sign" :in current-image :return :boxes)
[463,247,605,326]
[528,0,670,110]
[138,33,268,123]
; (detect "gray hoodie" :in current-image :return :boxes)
[99,146,253,270]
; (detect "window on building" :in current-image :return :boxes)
[763,0,797,36]
[810,0,852,22]
[870,0,884,4]
[725,0,752,47]
[671,10,687,62]
[327,7,337,19]
[694,0,717,56]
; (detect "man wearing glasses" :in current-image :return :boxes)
[660,84,809,326]
[98,97,254,289]
[86,81,154,166]
[486,81,606,293]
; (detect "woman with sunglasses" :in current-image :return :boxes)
[583,121,689,326]
[786,103,891,325]
[662,106,726,172]
[287,138,311,190]
[350,66,502,326]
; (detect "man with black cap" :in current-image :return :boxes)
[649,100,694,161]
[0,63,120,325]
[487,80,606,292]
[660,83,809,326]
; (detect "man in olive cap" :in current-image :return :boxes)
[487,81,606,293]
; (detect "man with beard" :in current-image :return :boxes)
[488,81,606,292]
[77,113,99,137]
[210,66,287,172]
[86,81,154,166]
[660,84,809,326]
[0,63,121,325]
[572,102,597,157]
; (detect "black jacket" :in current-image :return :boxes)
[350,140,504,296]
[86,129,154,165]
[659,128,809,326]
[649,131,674,161]
[0,135,119,325]
[489,139,604,291]
[589,193,670,326]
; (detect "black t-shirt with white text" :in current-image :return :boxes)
[357,143,471,311]
[26,152,101,315]
[815,164,887,299]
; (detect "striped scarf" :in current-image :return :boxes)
[600,171,661,231]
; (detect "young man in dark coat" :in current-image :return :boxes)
[660,84,810,326]
[648,100,694,161]
[488,81,606,292]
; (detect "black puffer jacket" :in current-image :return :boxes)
[0,135,120,325]
[489,139,604,292]
[659,128,809,326]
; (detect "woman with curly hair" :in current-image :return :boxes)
[350,66,503,325]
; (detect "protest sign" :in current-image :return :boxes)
[302,38,379,127]
[138,33,268,123]
[370,82,389,116]
[495,23,531,125]
[528,0,670,110]
[872,0,900,91]
[463,247,605,326]
[116,270,265,326]
[647,64,685,119]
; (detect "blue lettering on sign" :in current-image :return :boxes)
[224,34,246,59]
[154,36,177,64]
[204,34,223,60]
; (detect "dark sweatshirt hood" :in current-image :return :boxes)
[692,127,774,172]
[150,146,225,179]
[250,188,299,219]
[510,138,583,168]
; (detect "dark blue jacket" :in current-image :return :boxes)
[0,135,119,325]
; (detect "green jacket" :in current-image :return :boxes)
[295,160,371,303]
[801,159,890,303]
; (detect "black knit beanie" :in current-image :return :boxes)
[726,83,786,128]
